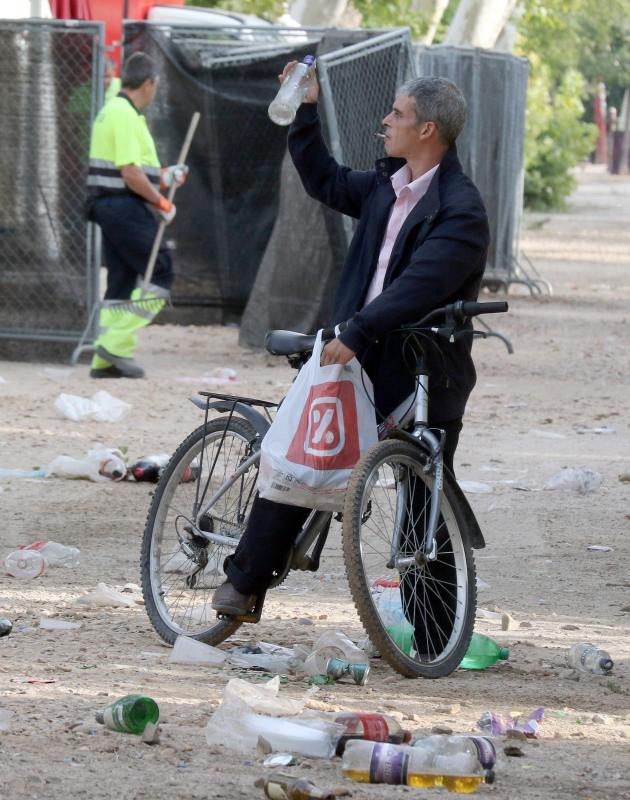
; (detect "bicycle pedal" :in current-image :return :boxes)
[235,592,266,623]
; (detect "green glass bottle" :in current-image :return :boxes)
[459,633,509,670]
[95,694,159,734]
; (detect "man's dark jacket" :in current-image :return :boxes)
[288,104,490,423]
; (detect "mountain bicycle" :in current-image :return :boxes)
[140,300,508,678]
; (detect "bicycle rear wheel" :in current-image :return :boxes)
[342,439,476,678]
[141,416,259,645]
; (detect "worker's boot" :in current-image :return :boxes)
[90,286,167,379]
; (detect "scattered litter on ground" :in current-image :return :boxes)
[476,608,517,630]
[47,447,127,482]
[262,753,297,767]
[39,617,82,631]
[96,695,159,735]
[477,707,544,738]
[168,635,227,666]
[175,367,238,385]
[457,481,493,494]
[72,583,136,608]
[528,429,567,439]
[575,426,615,435]
[587,544,613,552]
[0,467,47,478]
[543,467,603,494]
[4,550,47,579]
[20,541,80,567]
[54,390,131,423]
[0,618,12,637]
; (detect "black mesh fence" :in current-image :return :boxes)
[0,20,103,346]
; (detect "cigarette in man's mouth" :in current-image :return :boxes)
[374,132,386,139]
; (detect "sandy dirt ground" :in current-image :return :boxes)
[1,167,629,800]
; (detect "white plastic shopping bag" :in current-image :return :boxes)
[258,330,377,511]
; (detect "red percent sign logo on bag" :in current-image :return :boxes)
[286,381,361,470]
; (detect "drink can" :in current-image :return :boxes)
[326,657,370,686]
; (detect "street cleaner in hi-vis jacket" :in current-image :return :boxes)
[86,51,187,379]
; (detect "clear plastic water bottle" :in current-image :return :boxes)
[567,642,614,674]
[4,550,47,578]
[21,540,80,568]
[95,694,159,735]
[268,55,316,126]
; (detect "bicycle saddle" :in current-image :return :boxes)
[265,329,319,356]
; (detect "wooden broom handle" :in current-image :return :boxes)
[142,111,201,293]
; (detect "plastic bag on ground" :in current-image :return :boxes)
[54,391,131,423]
[227,641,305,674]
[205,676,339,757]
[168,635,227,665]
[72,582,136,608]
[543,467,603,494]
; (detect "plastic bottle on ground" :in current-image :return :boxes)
[411,734,497,771]
[268,55,316,126]
[342,740,493,793]
[303,652,369,685]
[4,550,47,578]
[47,449,126,482]
[256,772,336,800]
[459,633,509,670]
[129,454,170,482]
[302,711,411,755]
[21,540,80,568]
[95,694,159,735]
[567,642,614,674]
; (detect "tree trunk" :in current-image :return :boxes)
[410,0,450,45]
[443,0,519,48]
[289,0,350,27]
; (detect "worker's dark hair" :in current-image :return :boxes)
[121,52,158,90]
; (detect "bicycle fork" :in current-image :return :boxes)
[389,372,444,568]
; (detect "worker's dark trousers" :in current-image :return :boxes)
[224,417,463,596]
[91,196,174,299]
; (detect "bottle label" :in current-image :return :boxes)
[357,714,389,741]
[369,743,409,784]
[466,736,497,769]
[103,704,131,733]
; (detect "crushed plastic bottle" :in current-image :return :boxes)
[95,694,159,735]
[543,467,603,494]
[21,540,80,568]
[459,633,509,670]
[303,630,369,679]
[342,740,493,793]
[4,550,47,578]
[567,642,613,674]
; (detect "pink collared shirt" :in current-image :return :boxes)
[363,162,439,307]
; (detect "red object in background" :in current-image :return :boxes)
[50,0,91,17]
[50,0,184,71]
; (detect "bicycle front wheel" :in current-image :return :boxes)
[141,416,259,645]
[342,439,476,678]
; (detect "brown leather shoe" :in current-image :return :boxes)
[211,581,256,616]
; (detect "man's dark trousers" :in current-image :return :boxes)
[224,417,462,596]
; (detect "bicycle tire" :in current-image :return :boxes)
[342,439,476,678]
[141,416,260,645]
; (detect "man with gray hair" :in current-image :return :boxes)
[212,69,489,616]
